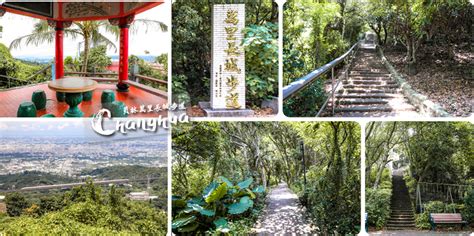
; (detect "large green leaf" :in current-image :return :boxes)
[202,181,218,197]
[218,176,234,187]
[205,182,228,203]
[253,185,265,193]
[172,215,196,229]
[227,196,254,215]
[177,222,199,233]
[188,203,215,217]
[213,217,230,233]
[237,177,253,189]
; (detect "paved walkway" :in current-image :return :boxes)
[370,230,472,236]
[252,182,316,235]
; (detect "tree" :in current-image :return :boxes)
[5,192,30,217]
[10,19,167,73]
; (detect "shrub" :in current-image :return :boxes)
[366,188,392,229]
[284,80,327,117]
[415,200,462,229]
[172,74,191,105]
[462,189,474,223]
[172,176,265,234]
[0,43,18,77]
[243,23,278,107]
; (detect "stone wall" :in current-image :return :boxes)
[377,47,450,117]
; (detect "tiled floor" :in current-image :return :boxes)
[0,82,168,117]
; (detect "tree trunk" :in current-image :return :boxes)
[82,36,90,73]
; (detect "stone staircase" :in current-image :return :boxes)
[387,175,416,230]
[330,47,418,117]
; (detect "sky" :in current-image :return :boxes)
[0,1,171,58]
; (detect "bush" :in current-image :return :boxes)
[172,176,265,234]
[284,80,327,117]
[243,23,278,107]
[462,189,474,224]
[366,188,392,229]
[415,200,462,229]
[172,74,191,105]
[0,43,18,77]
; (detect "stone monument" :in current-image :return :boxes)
[200,3,254,117]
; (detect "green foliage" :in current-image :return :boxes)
[172,177,265,234]
[172,1,278,106]
[173,122,361,235]
[129,55,166,90]
[283,0,364,116]
[283,80,327,117]
[79,45,111,73]
[0,43,18,77]
[243,23,278,106]
[366,188,392,229]
[415,200,465,229]
[5,192,30,217]
[0,181,167,235]
[462,189,474,223]
[0,171,75,191]
[172,74,191,105]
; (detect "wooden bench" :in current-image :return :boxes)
[429,213,467,230]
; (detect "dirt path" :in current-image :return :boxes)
[252,182,317,235]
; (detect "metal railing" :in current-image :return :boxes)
[283,41,361,116]
[415,182,473,213]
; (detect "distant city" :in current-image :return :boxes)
[15,55,158,64]
[0,135,167,177]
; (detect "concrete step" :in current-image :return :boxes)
[387,219,415,224]
[351,69,387,73]
[334,105,393,113]
[336,93,405,99]
[343,84,399,89]
[386,226,416,230]
[347,76,393,80]
[339,89,401,94]
[337,99,389,105]
[334,104,415,113]
[343,80,397,85]
[389,216,415,220]
[349,72,391,77]
[386,223,416,228]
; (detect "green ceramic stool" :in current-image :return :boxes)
[41,114,56,118]
[56,92,66,102]
[101,90,115,104]
[82,91,93,101]
[17,102,37,117]
[32,90,47,110]
[110,101,128,118]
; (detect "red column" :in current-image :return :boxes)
[117,18,130,92]
[55,21,64,80]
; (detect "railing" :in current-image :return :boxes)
[64,70,168,97]
[0,75,32,88]
[415,182,473,213]
[0,63,52,89]
[283,41,361,116]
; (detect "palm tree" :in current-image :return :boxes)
[9,19,167,72]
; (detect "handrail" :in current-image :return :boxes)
[283,41,360,100]
[25,63,52,81]
[135,74,167,85]
[64,71,118,77]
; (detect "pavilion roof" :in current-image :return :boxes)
[0,1,164,21]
